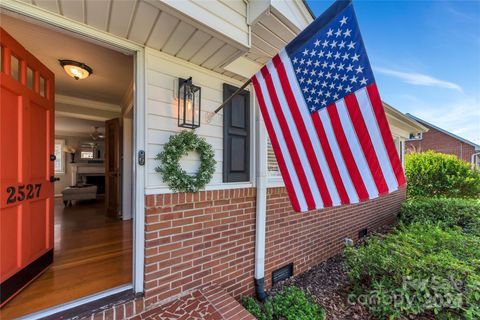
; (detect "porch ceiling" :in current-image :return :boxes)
[13,0,246,79]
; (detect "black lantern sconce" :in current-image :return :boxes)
[178,77,201,129]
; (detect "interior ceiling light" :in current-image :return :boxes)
[59,59,93,80]
[90,126,104,141]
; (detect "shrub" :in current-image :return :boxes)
[405,151,480,198]
[399,197,480,235]
[344,224,480,319]
[242,286,325,320]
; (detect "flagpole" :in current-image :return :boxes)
[205,78,251,123]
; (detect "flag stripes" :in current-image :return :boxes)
[253,52,405,212]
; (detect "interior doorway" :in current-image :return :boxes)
[0,12,135,319]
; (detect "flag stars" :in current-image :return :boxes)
[303,87,309,93]
[341,75,348,82]
[322,40,329,47]
[314,79,320,86]
[350,75,358,83]
[325,72,332,79]
[307,96,313,102]
[293,57,298,64]
[310,106,316,112]
[299,77,305,83]
[310,69,317,76]
[310,88,316,94]
[322,61,328,68]
[337,63,345,71]
[302,48,309,56]
[339,40,346,49]
[329,82,336,90]
[300,58,305,65]
[335,28,342,37]
[347,41,356,50]
[342,53,350,60]
[340,16,348,25]
[333,93,339,100]
[334,52,341,60]
[306,59,312,66]
[355,65,364,74]
[325,91,331,98]
[314,98,319,104]
[326,29,334,37]
[310,50,317,57]
[360,77,368,86]
[321,100,327,106]
[318,50,325,57]
[326,51,333,59]
[330,40,337,48]
[314,39,321,47]
[329,62,336,69]
[333,73,340,81]
[346,64,354,72]
[295,67,302,74]
[337,83,344,91]
[314,60,320,68]
[345,85,352,93]
[351,53,360,62]
[321,81,328,88]
[303,68,309,75]
[343,29,351,37]
[306,78,313,85]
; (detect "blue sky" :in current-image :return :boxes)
[306,0,480,144]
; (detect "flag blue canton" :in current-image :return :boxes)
[285,4,374,113]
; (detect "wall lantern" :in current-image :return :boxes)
[59,59,93,80]
[178,77,201,129]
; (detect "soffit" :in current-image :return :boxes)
[11,0,246,78]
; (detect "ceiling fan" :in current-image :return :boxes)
[90,126,105,141]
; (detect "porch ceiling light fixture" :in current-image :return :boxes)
[178,77,201,129]
[59,59,93,80]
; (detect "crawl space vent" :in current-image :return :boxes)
[358,228,368,239]
[272,263,293,286]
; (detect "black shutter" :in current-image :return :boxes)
[223,84,250,182]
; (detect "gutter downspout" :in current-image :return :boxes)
[254,95,268,301]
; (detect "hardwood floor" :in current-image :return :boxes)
[0,199,132,319]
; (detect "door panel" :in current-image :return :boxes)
[0,27,55,307]
[105,118,121,217]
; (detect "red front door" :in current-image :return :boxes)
[0,27,55,307]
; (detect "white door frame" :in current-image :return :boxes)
[1,0,146,315]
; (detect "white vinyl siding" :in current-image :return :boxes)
[144,49,253,193]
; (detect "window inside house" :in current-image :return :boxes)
[54,139,65,174]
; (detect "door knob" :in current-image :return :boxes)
[50,176,60,182]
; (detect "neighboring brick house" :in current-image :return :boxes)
[405,114,480,165]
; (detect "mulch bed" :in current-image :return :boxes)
[268,226,435,320]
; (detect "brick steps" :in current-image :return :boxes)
[133,285,255,320]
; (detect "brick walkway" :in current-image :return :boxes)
[134,285,255,320]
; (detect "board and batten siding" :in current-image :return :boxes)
[144,48,254,194]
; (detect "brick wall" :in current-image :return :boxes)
[263,186,406,289]
[81,186,406,319]
[405,125,476,163]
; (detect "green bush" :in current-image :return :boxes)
[399,197,480,235]
[242,286,325,320]
[405,151,480,198]
[344,224,480,319]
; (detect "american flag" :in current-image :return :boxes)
[251,0,406,212]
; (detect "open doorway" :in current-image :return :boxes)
[0,12,135,319]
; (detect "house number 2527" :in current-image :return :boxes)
[6,184,42,204]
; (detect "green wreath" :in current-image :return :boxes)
[155,131,216,193]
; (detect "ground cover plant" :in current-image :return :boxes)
[344,224,480,319]
[242,286,325,320]
[405,151,480,198]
